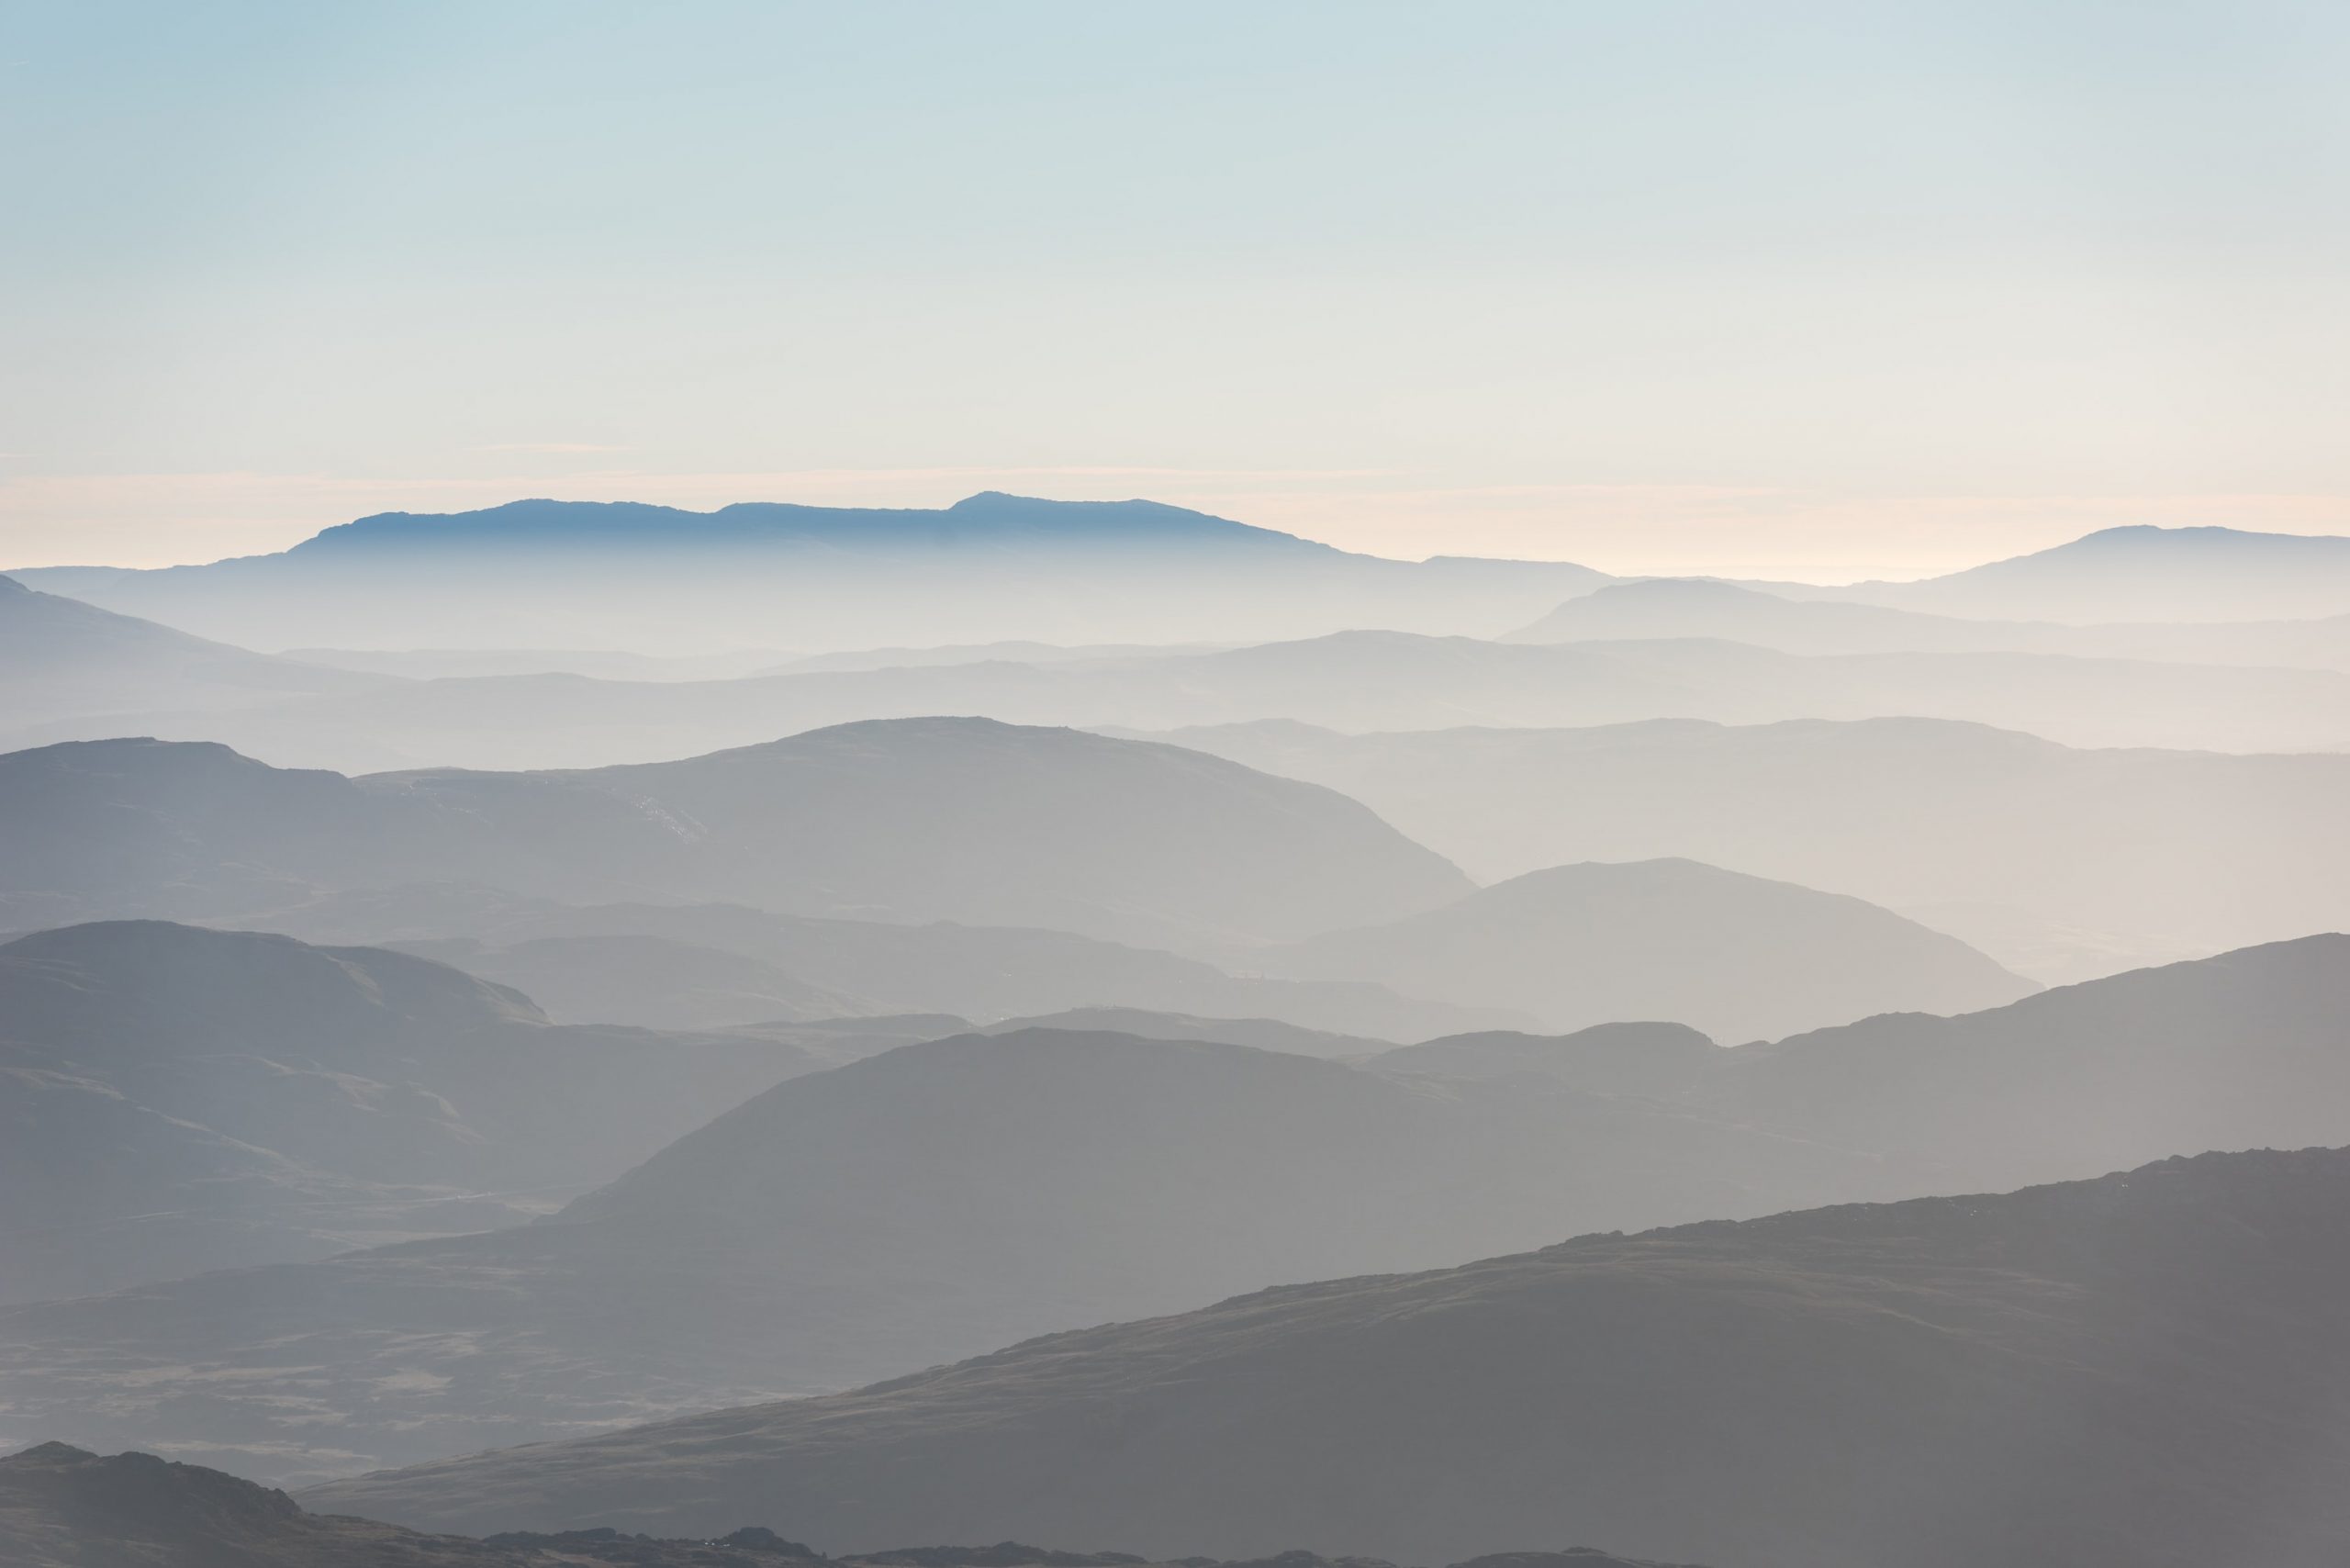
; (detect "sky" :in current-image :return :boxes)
[4,0,2348,579]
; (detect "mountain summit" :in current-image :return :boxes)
[290,494,1339,556]
[1831,523,2350,622]
[8,496,1609,650]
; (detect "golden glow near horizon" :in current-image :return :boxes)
[6,468,2348,582]
[6,4,2347,578]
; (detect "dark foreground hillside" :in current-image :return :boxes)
[12,938,2350,1485]
[0,1444,1701,1568]
[309,1147,2350,1568]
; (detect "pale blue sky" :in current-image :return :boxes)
[5,1,2347,575]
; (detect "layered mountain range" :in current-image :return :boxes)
[4,932,2340,1484]
[10,516,2350,772]
[1154,715,2350,981]
[304,1146,2350,1568]
[6,499,2348,1568]
[10,617,2348,771]
[6,495,1609,650]
[0,921,833,1304]
[0,721,1468,956]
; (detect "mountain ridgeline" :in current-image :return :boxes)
[1153,714,2350,982]
[0,720,1471,956]
[6,495,1613,650]
[303,1146,2350,1568]
[0,920,832,1304]
[4,934,2344,1484]
[4,499,2349,1568]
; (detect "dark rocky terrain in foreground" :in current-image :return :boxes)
[0,1444,1701,1568]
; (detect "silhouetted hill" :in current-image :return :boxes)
[1827,522,2350,622]
[1266,860,2035,1041]
[293,493,1330,555]
[0,921,820,1304]
[0,573,383,727]
[1149,716,2350,982]
[1701,935,2350,1187]
[14,939,2350,1484]
[0,721,1472,955]
[8,495,1611,651]
[0,1030,1863,1481]
[0,1445,1709,1568]
[304,1148,2350,1568]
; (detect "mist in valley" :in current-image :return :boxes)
[6,6,2350,1568]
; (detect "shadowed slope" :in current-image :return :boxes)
[10,939,2350,1484]
[305,1147,2350,1568]
[0,921,820,1303]
[0,1030,1860,1480]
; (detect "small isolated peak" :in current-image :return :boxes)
[6,1441,99,1464]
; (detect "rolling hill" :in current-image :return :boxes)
[301,1146,2350,1568]
[0,921,822,1305]
[241,888,1521,1041]
[0,572,383,728]
[1818,522,2350,622]
[9,938,2347,1484]
[0,721,1472,956]
[0,1030,1864,1480]
[1265,859,2035,1042]
[1150,716,2350,982]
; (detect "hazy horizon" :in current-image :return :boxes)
[8,1,2350,577]
[23,487,2350,583]
[6,9,2350,1567]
